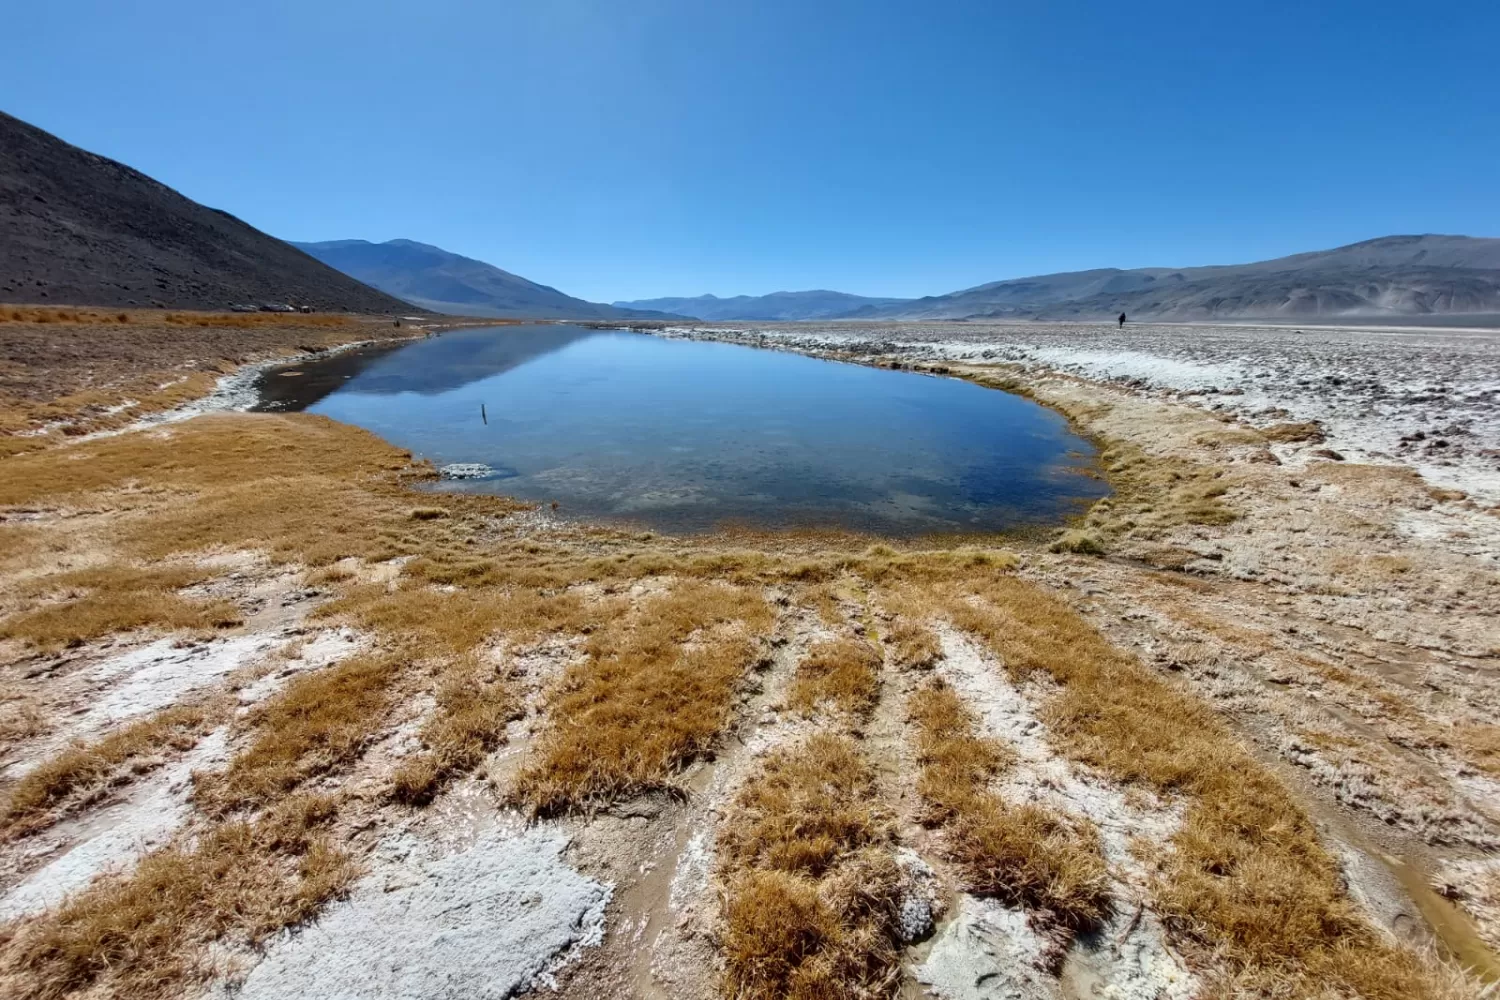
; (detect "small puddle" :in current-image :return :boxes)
[1331,810,1500,983]
[1389,856,1500,984]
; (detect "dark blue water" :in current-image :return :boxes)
[257,325,1106,535]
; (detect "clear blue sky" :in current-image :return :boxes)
[6,1,1497,303]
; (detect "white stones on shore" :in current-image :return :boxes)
[439,463,498,480]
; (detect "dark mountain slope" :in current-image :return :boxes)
[293,239,675,320]
[0,111,411,313]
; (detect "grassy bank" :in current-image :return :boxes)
[0,318,1490,999]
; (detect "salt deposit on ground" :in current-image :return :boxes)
[918,896,1060,1000]
[135,339,383,431]
[924,627,1197,1000]
[0,728,228,920]
[79,634,282,730]
[221,825,611,1000]
[231,628,364,708]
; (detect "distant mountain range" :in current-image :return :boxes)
[292,239,678,321]
[6,107,1496,326]
[0,111,410,313]
[612,290,908,321]
[620,235,1500,322]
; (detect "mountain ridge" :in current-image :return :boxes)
[612,289,909,321]
[0,111,411,313]
[628,235,1500,322]
[293,239,678,321]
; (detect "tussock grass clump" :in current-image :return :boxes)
[319,582,598,653]
[512,581,772,814]
[787,637,882,717]
[720,733,886,877]
[1081,440,1237,539]
[1049,528,1105,555]
[908,678,1109,929]
[0,564,238,652]
[0,590,239,652]
[196,654,399,813]
[2,794,354,1000]
[1,703,219,839]
[884,617,941,671]
[1261,420,1325,444]
[944,578,1460,997]
[718,734,905,1000]
[391,653,518,806]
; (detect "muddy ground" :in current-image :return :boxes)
[0,318,1496,999]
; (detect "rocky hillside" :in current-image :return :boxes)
[847,235,1500,321]
[0,111,411,313]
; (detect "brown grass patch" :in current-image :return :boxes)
[1457,724,1500,779]
[0,307,351,329]
[907,678,1109,928]
[0,564,239,652]
[1262,420,1326,444]
[0,794,354,999]
[195,654,399,814]
[718,733,904,1000]
[391,652,519,806]
[939,576,1458,997]
[0,594,238,653]
[511,580,772,814]
[317,581,597,653]
[884,616,940,670]
[787,637,882,717]
[1,702,220,839]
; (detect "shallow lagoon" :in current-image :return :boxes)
[256,325,1106,535]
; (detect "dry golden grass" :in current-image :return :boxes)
[0,563,239,652]
[0,590,239,652]
[720,733,887,877]
[317,581,598,653]
[938,576,1458,997]
[0,355,1479,998]
[195,654,398,814]
[1457,724,1500,779]
[0,310,422,452]
[1049,527,1105,555]
[718,733,904,1000]
[160,311,353,329]
[787,637,882,717]
[883,616,940,671]
[1,794,355,1000]
[0,307,350,328]
[1261,420,1326,444]
[1,702,220,840]
[391,653,518,806]
[512,580,772,814]
[907,678,1109,929]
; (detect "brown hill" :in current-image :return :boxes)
[0,111,411,313]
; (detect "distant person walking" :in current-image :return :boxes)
[1118,312,1126,328]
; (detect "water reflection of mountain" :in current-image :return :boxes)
[255,325,600,411]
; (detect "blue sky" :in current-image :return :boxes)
[5,1,1497,302]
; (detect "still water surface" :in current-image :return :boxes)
[256,325,1106,535]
